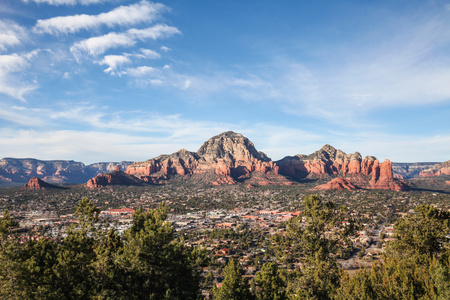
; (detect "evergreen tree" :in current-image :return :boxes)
[213,258,254,300]
[255,261,286,300]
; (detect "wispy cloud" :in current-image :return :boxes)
[33,1,166,34]
[0,20,27,52]
[70,24,180,58]
[0,54,37,101]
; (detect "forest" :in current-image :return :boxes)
[0,195,449,299]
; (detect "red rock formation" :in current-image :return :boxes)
[314,177,356,191]
[277,145,406,191]
[86,170,146,189]
[419,161,450,177]
[126,132,288,186]
[23,177,60,190]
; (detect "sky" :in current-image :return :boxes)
[0,0,450,164]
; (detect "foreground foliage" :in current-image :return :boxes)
[0,198,206,300]
[0,195,449,299]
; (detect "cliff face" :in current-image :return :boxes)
[126,131,288,186]
[392,162,439,179]
[419,161,450,177]
[276,145,406,191]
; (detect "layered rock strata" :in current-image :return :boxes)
[419,161,450,177]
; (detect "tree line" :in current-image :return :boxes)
[0,195,449,299]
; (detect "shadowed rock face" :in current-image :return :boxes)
[419,161,450,177]
[276,145,407,191]
[23,177,61,190]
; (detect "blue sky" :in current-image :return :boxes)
[1,0,449,164]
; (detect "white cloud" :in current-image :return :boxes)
[127,24,181,40]
[95,54,131,74]
[0,20,27,52]
[160,46,171,52]
[34,1,166,34]
[0,54,37,101]
[138,48,161,59]
[122,66,159,77]
[70,24,179,58]
[23,0,114,5]
[71,32,135,58]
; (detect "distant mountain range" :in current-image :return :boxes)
[2,131,449,191]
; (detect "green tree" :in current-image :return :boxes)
[337,204,450,300]
[284,195,357,299]
[213,258,254,300]
[255,262,286,300]
[391,204,449,262]
[120,204,207,300]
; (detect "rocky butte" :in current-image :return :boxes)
[276,144,407,191]
[23,177,62,190]
[86,166,146,189]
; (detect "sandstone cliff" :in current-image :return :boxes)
[419,160,450,177]
[126,131,290,186]
[276,145,406,191]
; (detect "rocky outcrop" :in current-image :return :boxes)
[392,162,440,179]
[86,168,147,189]
[126,131,289,186]
[277,145,407,191]
[314,177,356,191]
[419,161,450,177]
[125,149,200,183]
[23,177,62,190]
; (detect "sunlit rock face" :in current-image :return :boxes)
[277,145,407,191]
[125,131,289,186]
[23,177,60,190]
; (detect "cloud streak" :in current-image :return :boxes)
[70,24,180,57]
[34,1,166,34]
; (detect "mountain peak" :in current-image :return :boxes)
[197,131,269,163]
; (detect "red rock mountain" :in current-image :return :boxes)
[86,166,146,188]
[276,145,406,191]
[419,161,450,177]
[23,177,62,190]
[126,131,291,186]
